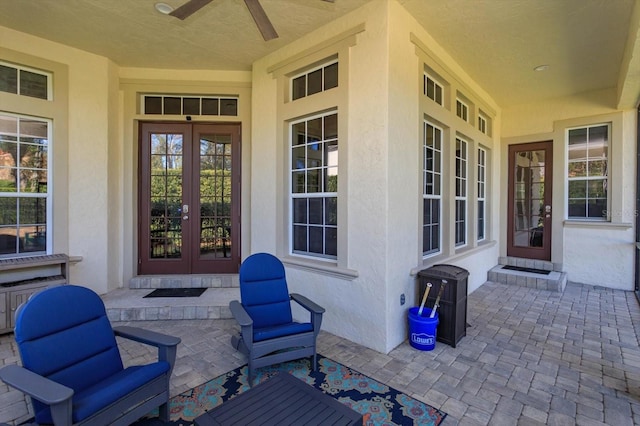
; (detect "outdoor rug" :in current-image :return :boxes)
[135,354,447,425]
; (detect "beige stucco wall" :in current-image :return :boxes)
[0,26,254,294]
[1,26,113,294]
[250,0,502,353]
[502,90,636,290]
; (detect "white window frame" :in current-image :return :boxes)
[566,123,610,221]
[424,73,444,106]
[478,114,487,135]
[290,59,339,101]
[0,113,53,257]
[289,110,338,260]
[477,146,487,242]
[455,137,468,247]
[423,120,443,257]
[0,61,52,101]
[456,98,469,122]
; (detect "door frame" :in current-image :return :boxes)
[137,121,241,274]
[507,141,553,261]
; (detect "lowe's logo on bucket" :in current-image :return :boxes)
[411,332,435,346]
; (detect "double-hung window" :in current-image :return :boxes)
[567,124,609,219]
[423,121,442,256]
[455,137,468,247]
[0,114,50,256]
[290,112,338,259]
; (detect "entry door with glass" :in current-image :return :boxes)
[507,141,553,260]
[139,122,240,274]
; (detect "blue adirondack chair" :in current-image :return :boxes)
[229,253,325,384]
[0,285,180,425]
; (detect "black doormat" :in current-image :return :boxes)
[143,288,207,298]
[502,265,551,275]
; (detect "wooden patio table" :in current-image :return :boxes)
[194,372,362,425]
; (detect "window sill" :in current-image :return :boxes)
[281,256,359,280]
[410,240,497,276]
[563,220,632,230]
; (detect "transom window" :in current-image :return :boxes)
[423,121,442,256]
[424,73,443,106]
[567,124,609,220]
[291,60,338,101]
[142,95,238,116]
[455,137,468,247]
[456,99,469,122]
[0,62,51,100]
[477,147,487,241]
[290,111,338,259]
[0,114,50,257]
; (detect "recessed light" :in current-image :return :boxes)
[534,64,550,72]
[155,2,174,14]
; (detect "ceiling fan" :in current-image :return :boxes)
[169,0,335,41]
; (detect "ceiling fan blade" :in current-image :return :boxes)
[170,0,214,20]
[244,0,278,41]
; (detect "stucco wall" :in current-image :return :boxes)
[250,0,502,353]
[502,92,636,289]
[1,26,113,294]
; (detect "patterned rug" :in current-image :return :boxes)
[135,355,447,425]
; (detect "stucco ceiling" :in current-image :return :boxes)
[0,0,639,108]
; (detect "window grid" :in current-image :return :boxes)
[290,111,338,259]
[477,147,487,241]
[455,137,467,247]
[141,95,239,116]
[456,99,469,122]
[0,113,51,257]
[567,124,609,220]
[423,121,442,256]
[0,61,51,100]
[291,60,339,101]
[478,115,487,135]
[424,73,443,106]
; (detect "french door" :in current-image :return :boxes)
[138,122,241,274]
[507,141,553,261]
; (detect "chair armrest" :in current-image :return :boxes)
[114,325,181,348]
[0,364,73,405]
[229,300,253,327]
[113,326,181,373]
[291,293,325,335]
[290,293,325,314]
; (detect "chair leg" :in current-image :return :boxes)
[158,402,170,422]
[248,358,254,387]
[312,350,318,371]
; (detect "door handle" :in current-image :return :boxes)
[545,205,551,218]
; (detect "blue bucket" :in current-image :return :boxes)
[408,307,439,351]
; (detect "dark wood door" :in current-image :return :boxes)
[507,141,553,260]
[138,122,241,274]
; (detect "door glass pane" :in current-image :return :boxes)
[149,133,183,259]
[513,149,546,248]
[199,134,232,259]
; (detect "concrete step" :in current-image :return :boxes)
[488,264,567,292]
[102,286,239,322]
[129,274,239,289]
[498,256,559,272]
